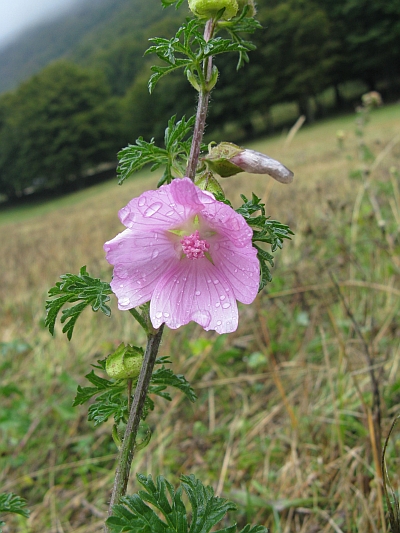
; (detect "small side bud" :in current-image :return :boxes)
[206,65,219,91]
[187,69,201,92]
[188,0,238,20]
[195,171,225,196]
[203,142,243,177]
[106,343,144,380]
[204,141,294,183]
[237,0,256,17]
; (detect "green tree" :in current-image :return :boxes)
[0,61,123,199]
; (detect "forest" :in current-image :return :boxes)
[0,0,399,199]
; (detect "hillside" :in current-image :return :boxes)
[0,0,171,94]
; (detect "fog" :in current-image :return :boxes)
[0,0,79,48]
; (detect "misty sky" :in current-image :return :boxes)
[0,0,78,48]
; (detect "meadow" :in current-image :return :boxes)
[1,102,400,532]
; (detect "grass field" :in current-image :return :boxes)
[1,102,400,532]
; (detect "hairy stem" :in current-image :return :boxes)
[186,19,215,181]
[106,324,165,525]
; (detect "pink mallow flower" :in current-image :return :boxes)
[104,177,260,334]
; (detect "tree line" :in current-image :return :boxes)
[0,0,399,199]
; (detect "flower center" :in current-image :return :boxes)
[180,230,210,260]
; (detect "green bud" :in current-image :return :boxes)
[206,65,219,91]
[195,171,225,196]
[236,0,256,17]
[203,142,243,177]
[188,0,238,20]
[105,343,144,380]
[187,69,201,92]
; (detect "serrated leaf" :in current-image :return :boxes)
[161,0,185,7]
[73,369,114,406]
[107,474,267,533]
[0,493,30,527]
[45,267,112,340]
[117,138,168,183]
[150,366,197,403]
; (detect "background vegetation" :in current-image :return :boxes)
[1,102,400,532]
[0,0,399,199]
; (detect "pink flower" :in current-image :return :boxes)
[104,178,260,334]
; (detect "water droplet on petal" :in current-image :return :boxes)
[190,310,211,328]
[119,284,124,288]
[219,295,225,301]
[222,302,231,309]
[216,320,222,326]
[234,268,238,273]
[144,202,162,217]
[152,249,159,259]
[155,311,163,319]
[195,290,201,296]
[215,302,220,308]
[207,279,212,284]
[138,197,146,207]
[166,210,175,217]
[213,279,219,285]
[119,297,130,306]
[163,312,170,318]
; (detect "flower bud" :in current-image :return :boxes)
[204,142,294,183]
[236,0,256,17]
[194,171,225,196]
[105,343,143,380]
[188,0,238,20]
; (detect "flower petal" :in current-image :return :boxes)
[104,228,178,309]
[150,258,238,334]
[118,182,196,230]
[210,237,259,303]
[201,200,254,248]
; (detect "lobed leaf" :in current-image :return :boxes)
[0,493,29,532]
[107,474,267,533]
[45,266,112,340]
[150,366,197,403]
[117,138,168,184]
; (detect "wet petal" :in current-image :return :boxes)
[104,228,178,309]
[150,258,238,334]
[210,237,259,303]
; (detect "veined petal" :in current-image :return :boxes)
[150,258,238,334]
[118,182,196,230]
[104,228,178,309]
[171,177,216,210]
[202,200,253,248]
[210,238,259,303]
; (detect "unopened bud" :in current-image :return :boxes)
[237,0,256,17]
[105,343,143,380]
[195,171,225,196]
[204,142,294,184]
[188,0,238,20]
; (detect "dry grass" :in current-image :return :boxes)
[1,103,400,532]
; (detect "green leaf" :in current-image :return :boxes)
[88,389,128,426]
[45,266,112,340]
[161,0,185,7]
[117,137,169,184]
[73,367,115,406]
[0,493,29,532]
[107,473,258,533]
[150,366,197,403]
[234,194,293,290]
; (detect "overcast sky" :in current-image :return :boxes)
[0,0,78,48]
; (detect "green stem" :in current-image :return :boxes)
[106,324,165,526]
[186,18,216,181]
